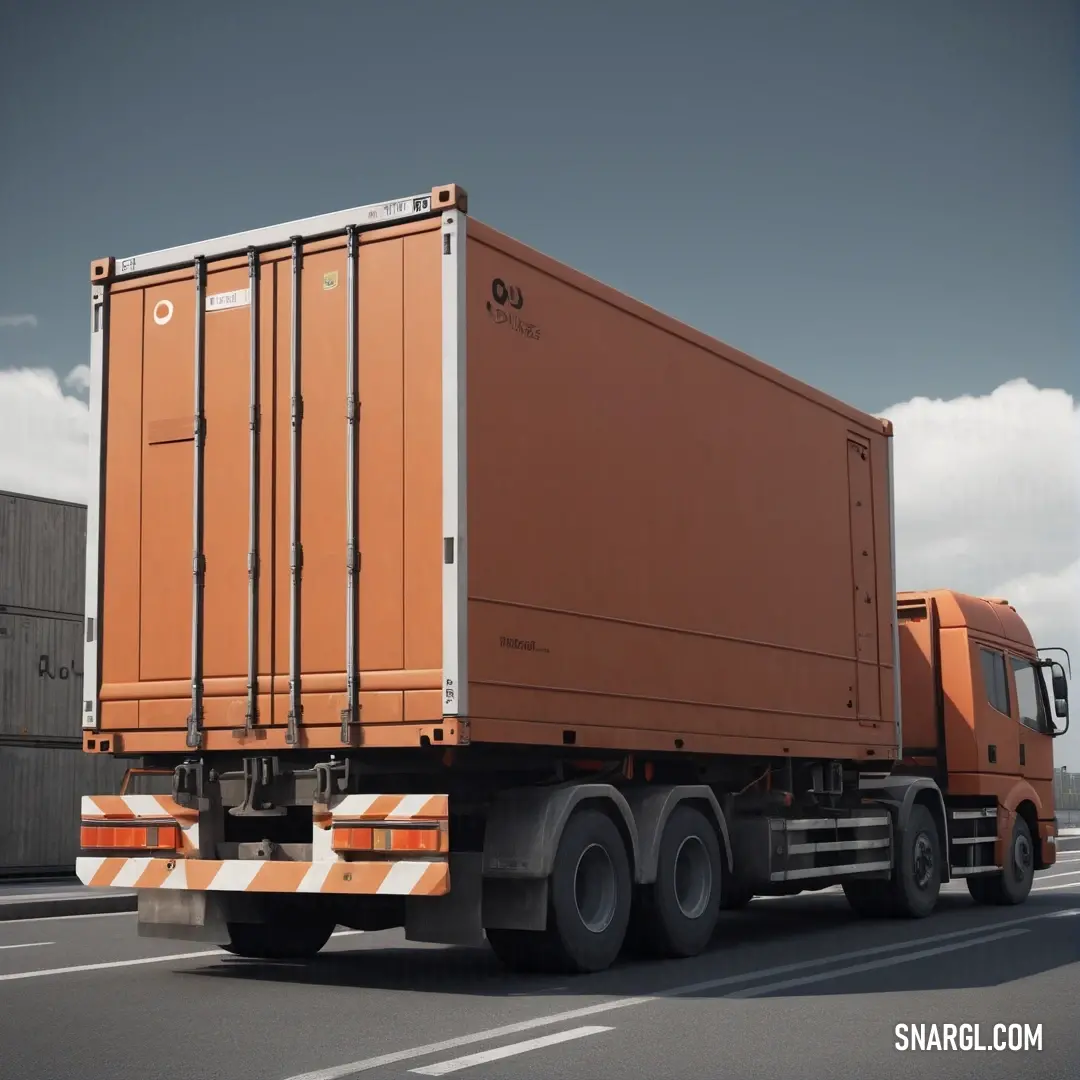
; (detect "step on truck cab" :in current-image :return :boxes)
[76,183,1070,973]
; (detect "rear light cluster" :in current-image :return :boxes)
[80,823,181,851]
[331,822,448,854]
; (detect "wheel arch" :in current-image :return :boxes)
[998,779,1045,869]
[481,782,642,882]
[861,774,951,883]
[621,785,732,885]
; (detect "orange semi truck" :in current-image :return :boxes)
[76,183,1071,973]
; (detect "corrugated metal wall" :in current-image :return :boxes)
[0,490,128,877]
[1054,769,1080,812]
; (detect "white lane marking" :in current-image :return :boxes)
[1035,880,1080,892]
[280,904,1080,1080]
[1036,868,1080,881]
[1,910,135,924]
[728,927,1028,997]
[0,949,224,982]
[0,885,133,903]
[0,942,53,951]
[0,928,361,981]
[409,1027,613,1076]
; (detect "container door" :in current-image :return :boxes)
[101,223,444,745]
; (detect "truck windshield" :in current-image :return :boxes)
[1011,657,1050,734]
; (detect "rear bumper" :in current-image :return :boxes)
[77,790,451,897]
[76,855,448,896]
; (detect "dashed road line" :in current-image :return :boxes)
[410,1026,614,1075]
[727,927,1028,998]
[281,904,1079,1080]
[0,929,364,983]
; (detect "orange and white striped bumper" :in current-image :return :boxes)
[75,855,449,895]
[76,791,451,897]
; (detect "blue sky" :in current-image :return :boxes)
[1,0,1074,409]
[1,0,1077,762]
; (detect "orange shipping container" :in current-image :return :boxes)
[83,184,899,766]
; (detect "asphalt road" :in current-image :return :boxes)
[1,842,1078,1080]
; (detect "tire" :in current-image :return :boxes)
[633,806,722,959]
[487,807,632,975]
[889,803,942,918]
[843,879,894,918]
[966,816,1035,907]
[221,918,335,960]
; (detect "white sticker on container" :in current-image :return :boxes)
[206,287,251,313]
[152,299,174,326]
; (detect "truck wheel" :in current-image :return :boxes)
[488,808,632,975]
[842,879,893,918]
[889,803,942,918]
[966,817,1035,906]
[548,808,632,972]
[222,919,335,960]
[633,805,722,958]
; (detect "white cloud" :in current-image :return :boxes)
[64,364,92,396]
[0,314,38,329]
[880,378,1080,769]
[0,366,89,503]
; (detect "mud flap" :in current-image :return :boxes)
[406,854,486,945]
[136,889,231,944]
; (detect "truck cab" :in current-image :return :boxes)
[895,590,1069,891]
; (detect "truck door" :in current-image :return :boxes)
[1008,654,1055,785]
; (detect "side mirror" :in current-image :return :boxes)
[1050,662,1069,731]
[1052,668,1068,704]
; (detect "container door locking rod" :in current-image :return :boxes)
[186,255,208,750]
[341,225,361,745]
[286,236,304,746]
[244,247,261,735]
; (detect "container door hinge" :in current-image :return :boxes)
[185,701,203,749]
[339,700,362,745]
[286,701,302,746]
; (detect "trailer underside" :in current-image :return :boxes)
[75,748,1051,973]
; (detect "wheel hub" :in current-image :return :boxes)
[573,842,617,934]
[1013,832,1033,878]
[912,832,935,889]
[672,835,712,920]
